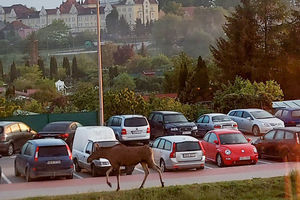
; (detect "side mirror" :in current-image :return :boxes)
[260,136,264,140]
[149,141,153,147]
[213,140,219,145]
[247,138,252,142]
[247,117,252,120]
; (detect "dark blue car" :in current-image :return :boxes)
[14,139,73,182]
[275,108,300,127]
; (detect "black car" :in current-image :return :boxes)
[148,111,198,139]
[36,121,82,148]
[0,121,36,156]
[14,139,73,182]
[253,127,300,161]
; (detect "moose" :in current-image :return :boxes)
[87,143,164,191]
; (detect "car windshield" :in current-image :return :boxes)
[124,117,148,127]
[219,133,248,145]
[292,110,300,118]
[41,123,69,132]
[94,141,120,148]
[164,114,188,124]
[212,115,232,122]
[38,146,68,157]
[176,141,201,152]
[250,111,274,119]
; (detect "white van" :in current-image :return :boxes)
[72,126,116,176]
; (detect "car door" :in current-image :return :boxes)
[152,114,164,138]
[234,111,244,132]
[9,123,22,150]
[156,139,166,163]
[201,132,211,155]
[15,142,29,175]
[82,141,93,170]
[207,132,218,161]
[284,131,296,154]
[110,117,122,138]
[18,123,32,146]
[201,116,210,132]
[273,130,285,157]
[196,116,205,134]
[20,143,34,175]
[241,111,253,133]
[151,138,161,164]
[257,130,276,156]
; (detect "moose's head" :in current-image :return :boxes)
[87,143,103,163]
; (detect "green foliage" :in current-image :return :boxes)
[10,61,17,83]
[113,45,135,65]
[71,82,99,111]
[62,57,71,76]
[22,99,45,113]
[112,73,136,91]
[102,43,118,68]
[37,58,45,78]
[106,8,119,35]
[162,1,184,16]
[50,56,58,79]
[72,56,78,80]
[13,65,43,91]
[118,16,130,36]
[213,77,284,113]
[31,79,59,104]
[0,97,19,117]
[0,59,3,80]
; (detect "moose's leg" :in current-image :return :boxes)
[150,163,164,188]
[139,162,149,189]
[116,166,121,191]
[106,166,114,188]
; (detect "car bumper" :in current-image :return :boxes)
[120,135,150,141]
[222,154,258,166]
[167,130,198,136]
[166,156,206,170]
[30,168,74,178]
[260,125,284,134]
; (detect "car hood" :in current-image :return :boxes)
[165,122,196,128]
[221,143,255,154]
[256,118,284,125]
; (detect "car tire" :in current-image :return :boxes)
[14,162,20,177]
[196,166,205,170]
[160,159,168,172]
[281,150,293,162]
[66,174,73,179]
[252,125,260,136]
[216,154,224,167]
[7,143,14,156]
[74,159,81,172]
[25,167,32,182]
[91,164,98,177]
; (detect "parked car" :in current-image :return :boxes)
[36,121,82,148]
[274,108,300,127]
[196,113,238,138]
[72,126,134,176]
[106,115,150,144]
[0,154,2,182]
[14,139,73,182]
[151,135,205,171]
[228,109,284,136]
[0,121,37,156]
[253,127,300,161]
[148,111,198,139]
[201,129,258,167]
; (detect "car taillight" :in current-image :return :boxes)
[121,129,127,135]
[34,146,39,162]
[198,141,206,156]
[288,121,296,125]
[60,133,69,138]
[169,143,176,158]
[36,133,40,138]
[66,144,72,160]
[147,127,150,134]
[233,124,238,128]
[214,125,221,129]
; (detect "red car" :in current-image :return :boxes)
[201,129,258,167]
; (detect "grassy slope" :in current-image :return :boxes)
[23,177,290,200]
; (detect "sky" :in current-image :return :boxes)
[0,0,63,9]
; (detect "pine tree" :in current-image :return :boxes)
[37,58,45,78]
[178,62,188,103]
[139,42,148,57]
[0,59,3,80]
[72,56,78,79]
[25,60,30,67]
[63,57,71,76]
[10,61,17,83]
[50,56,58,79]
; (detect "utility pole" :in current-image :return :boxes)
[97,0,104,125]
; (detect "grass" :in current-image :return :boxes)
[22,176,295,200]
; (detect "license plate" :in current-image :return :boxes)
[182,131,191,134]
[131,130,142,134]
[47,160,61,165]
[239,156,250,160]
[223,126,232,128]
[183,153,196,158]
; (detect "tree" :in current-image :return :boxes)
[72,56,78,79]
[37,57,45,78]
[71,82,99,111]
[139,42,148,57]
[118,15,130,36]
[106,8,119,35]
[162,1,184,16]
[0,97,19,117]
[50,56,58,79]
[135,18,145,38]
[108,66,119,87]
[0,59,3,80]
[25,60,30,67]
[63,57,71,76]
[101,42,118,68]
[112,73,136,91]
[10,61,17,83]
[113,45,135,65]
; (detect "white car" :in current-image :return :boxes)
[228,109,284,136]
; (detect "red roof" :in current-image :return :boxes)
[143,93,177,101]
[11,21,31,30]
[3,4,34,18]
[83,0,97,5]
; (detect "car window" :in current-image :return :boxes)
[152,138,160,148]
[282,110,289,118]
[39,146,68,157]
[86,141,93,154]
[164,141,172,151]
[264,130,276,140]
[202,116,210,123]
[251,110,274,119]
[275,110,282,117]
[19,123,30,132]
[164,114,188,123]
[235,111,243,117]
[242,112,252,119]
[285,131,294,140]
[274,130,285,140]
[292,110,300,118]
[10,124,20,133]
[208,133,218,143]
[176,141,201,152]
[158,139,165,149]
[153,114,163,122]
[21,143,29,155]
[219,133,248,144]
[106,117,113,126]
[212,115,231,122]
[228,111,236,116]
[203,133,210,142]
[111,117,121,126]
[197,116,204,123]
[42,123,68,132]
[148,113,154,120]
[124,117,148,127]
[5,127,12,134]
[24,143,34,156]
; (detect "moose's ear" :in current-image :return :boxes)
[93,143,100,151]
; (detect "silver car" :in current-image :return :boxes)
[196,113,238,137]
[228,109,285,136]
[151,135,205,172]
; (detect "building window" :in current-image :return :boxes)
[146,9,148,13]
[128,8,132,12]
[122,8,126,12]
[72,17,75,22]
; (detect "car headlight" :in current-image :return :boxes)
[192,126,197,131]
[225,149,231,155]
[262,122,271,127]
[170,127,178,131]
[253,147,257,153]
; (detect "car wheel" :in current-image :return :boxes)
[196,165,205,170]
[91,164,98,177]
[160,160,167,172]
[252,125,260,136]
[7,143,14,156]
[216,154,224,167]
[26,167,32,182]
[14,162,20,177]
[66,174,73,179]
[74,159,81,172]
[282,150,293,162]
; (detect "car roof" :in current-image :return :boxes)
[151,111,182,115]
[0,121,21,126]
[112,115,146,119]
[205,113,227,117]
[277,108,300,111]
[229,109,266,112]
[30,139,66,146]
[159,135,199,142]
[273,127,300,132]
[209,129,242,135]
[47,121,77,125]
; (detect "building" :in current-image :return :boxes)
[0,0,159,33]
[1,20,34,39]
